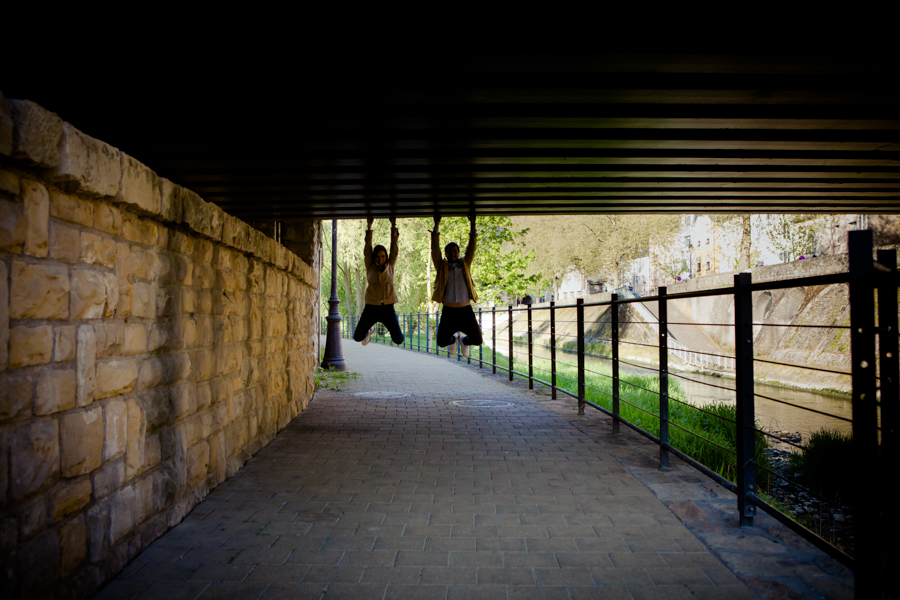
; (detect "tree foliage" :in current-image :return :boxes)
[762,214,824,261]
[517,215,682,292]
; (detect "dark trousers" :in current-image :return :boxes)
[437,305,483,347]
[354,304,405,345]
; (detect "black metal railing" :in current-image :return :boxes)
[325,230,896,596]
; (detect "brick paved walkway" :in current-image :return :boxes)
[96,342,776,599]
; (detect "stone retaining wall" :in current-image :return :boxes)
[0,93,321,598]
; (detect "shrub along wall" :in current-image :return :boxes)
[0,93,322,598]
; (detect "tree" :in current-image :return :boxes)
[762,215,824,262]
[518,214,682,293]
[717,214,753,271]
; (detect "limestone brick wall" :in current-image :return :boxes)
[0,93,321,598]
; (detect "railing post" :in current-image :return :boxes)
[734,273,756,527]
[492,306,497,374]
[849,230,880,598]
[550,301,557,400]
[577,298,585,415]
[426,311,430,352]
[658,286,670,470]
[508,305,514,381]
[435,311,440,355]
[478,307,483,368]
[611,294,620,433]
[877,247,898,596]
[527,304,534,389]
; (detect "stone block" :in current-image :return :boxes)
[54,325,76,363]
[195,349,216,382]
[116,153,160,216]
[167,230,194,255]
[136,357,163,391]
[80,231,116,267]
[94,359,138,400]
[52,479,92,522]
[35,369,76,415]
[0,198,25,252]
[123,324,147,355]
[109,486,134,545]
[134,474,154,525]
[94,322,123,359]
[76,325,96,407]
[116,242,133,318]
[86,497,108,563]
[22,179,49,257]
[186,441,209,488]
[49,222,80,264]
[53,122,121,197]
[0,92,12,156]
[60,407,103,477]
[0,263,7,371]
[104,398,127,461]
[148,324,167,352]
[9,261,69,319]
[94,202,122,235]
[49,188,93,227]
[59,515,87,576]
[182,187,223,241]
[143,434,161,471]
[122,211,158,246]
[9,99,63,168]
[0,168,18,194]
[157,177,185,223]
[126,399,144,480]
[9,325,53,368]
[131,281,156,318]
[10,419,59,501]
[92,459,125,499]
[20,492,50,540]
[131,246,160,280]
[169,382,196,420]
[17,529,60,598]
[0,376,32,421]
[70,269,108,320]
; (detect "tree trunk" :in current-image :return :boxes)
[355,265,366,318]
[341,262,352,316]
[739,214,752,271]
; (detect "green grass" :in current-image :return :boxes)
[788,428,854,504]
[358,326,770,484]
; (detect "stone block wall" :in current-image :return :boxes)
[0,93,321,598]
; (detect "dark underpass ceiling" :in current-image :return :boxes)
[6,54,900,221]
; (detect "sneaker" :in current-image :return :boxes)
[361,326,374,346]
[460,338,470,358]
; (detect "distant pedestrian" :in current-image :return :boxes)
[354,218,404,346]
[431,214,483,357]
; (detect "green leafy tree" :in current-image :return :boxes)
[762,215,824,262]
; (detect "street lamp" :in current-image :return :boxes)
[321,219,347,371]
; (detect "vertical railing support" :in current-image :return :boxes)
[417,312,421,351]
[577,298,585,415]
[426,312,430,352]
[550,301,557,400]
[734,273,756,526]
[508,305,514,381]
[611,294,620,433]
[849,230,880,598]
[877,247,898,596]
[527,304,534,389]
[435,311,440,355]
[492,306,497,374]
[658,287,670,470]
[478,308,483,368]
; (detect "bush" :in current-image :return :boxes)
[789,429,854,503]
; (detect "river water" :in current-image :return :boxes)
[516,344,853,441]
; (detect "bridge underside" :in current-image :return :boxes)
[9,54,899,220]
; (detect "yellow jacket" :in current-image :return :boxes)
[364,226,399,305]
[431,225,478,303]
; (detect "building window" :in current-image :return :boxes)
[705,261,710,271]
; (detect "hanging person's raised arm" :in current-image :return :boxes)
[363,217,374,264]
[431,215,443,268]
[464,213,477,266]
[389,217,399,266]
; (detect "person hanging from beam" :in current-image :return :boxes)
[354,217,405,346]
[432,213,483,357]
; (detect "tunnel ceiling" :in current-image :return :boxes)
[7,54,900,220]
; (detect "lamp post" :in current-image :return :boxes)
[321,219,347,370]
